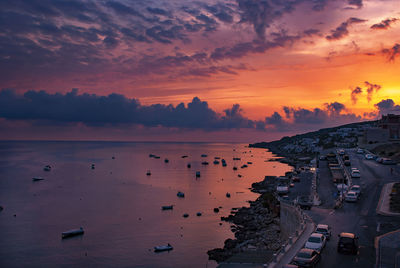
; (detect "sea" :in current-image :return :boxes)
[0,141,291,268]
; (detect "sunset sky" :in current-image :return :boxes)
[0,0,399,141]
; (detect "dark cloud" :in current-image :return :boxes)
[0,89,266,130]
[325,102,345,114]
[326,17,366,40]
[210,33,301,61]
[382,43,400,61]
[351,86,362,104]
[146,7,169,16]
[347,0,363,9]
[375,99,400,115]
[371,18,398,30]
[364,81,381,102]
[236,0,298,40]
[265,102,362,132]
[303,28,320,36]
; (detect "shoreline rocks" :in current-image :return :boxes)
[207,192,282,263]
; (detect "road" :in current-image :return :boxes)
[289,149,400,267]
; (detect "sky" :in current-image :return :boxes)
[0,0,399,142]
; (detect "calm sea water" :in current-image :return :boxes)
[0,141,291,268]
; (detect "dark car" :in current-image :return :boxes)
[297,196,313,210]
[292,176,301,182]
[337,232,358,254]
[292,248,320,267]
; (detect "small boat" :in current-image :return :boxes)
[201,154,207,157]
[32,177,44,182]
[233,167,238,170]
[226,192,231,198]
[112,156,115,159]
[222,162,227,167]
[201,161,209,165]
[181,155,188,158]
[183,213,189,218]
[154,156,160,159]
[247,162,253,164]
[62,227,84,239]
[43,165,51,171]
[238,174,242,178]
[214,157,221,159]
[195,171,201,177]
[146,170,151,176]
[161,205,174,210]
[177,191,185,198]
[233,157,241,161]
[196,212,202,216]
[164,159,169,163]
[154,243,173,252]
[241,164,248,168]
[213,208,219,213]
[91,164,95,169]
[213,160,220,164]
[187,163,191,168]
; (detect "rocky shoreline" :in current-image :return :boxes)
[207,188,282,263]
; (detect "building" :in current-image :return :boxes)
[363,114,400,143]
[379,114,400,141]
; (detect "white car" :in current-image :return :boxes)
[365,154,375,160]
[345,191,358,202]
[350,185,361,196]
[337,183,348,192]
[351,170,361,178]
[305,233,326,252]
[315,224,331,240]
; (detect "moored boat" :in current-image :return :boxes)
[43,165,51,171]
[161,205,174,210]
[62,227,84,239]
[154,243,173,252]
[32,177,44,181]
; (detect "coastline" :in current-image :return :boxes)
[207,144,296,264]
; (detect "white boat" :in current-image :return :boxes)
[154,243,173,252]
[62,227,84,239]
[32,177,44,181]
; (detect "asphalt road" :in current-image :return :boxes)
[301,149,400,268]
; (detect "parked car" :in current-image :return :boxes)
[350,185,361,196]
[337,232,358,254]
[375,157,383,163]
[292,248,320,267]
[292,176,301,182]
[277,184,289,195]
[365,154,375,160]
[319,155,327,160]
[345,191,358,202]
[344,160,351,166]
[382,158,396,165]
[337,183,348,193]
[296,195,313,210]
[356,148,364,154]
[338,149,345,155]
[351,169,361,178]
[305,233,326,252]
[280,195,290,202]
[315,224,331,240]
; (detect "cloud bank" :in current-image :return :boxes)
[0,89,381,134]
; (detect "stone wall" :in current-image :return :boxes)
[279,202,303,240]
